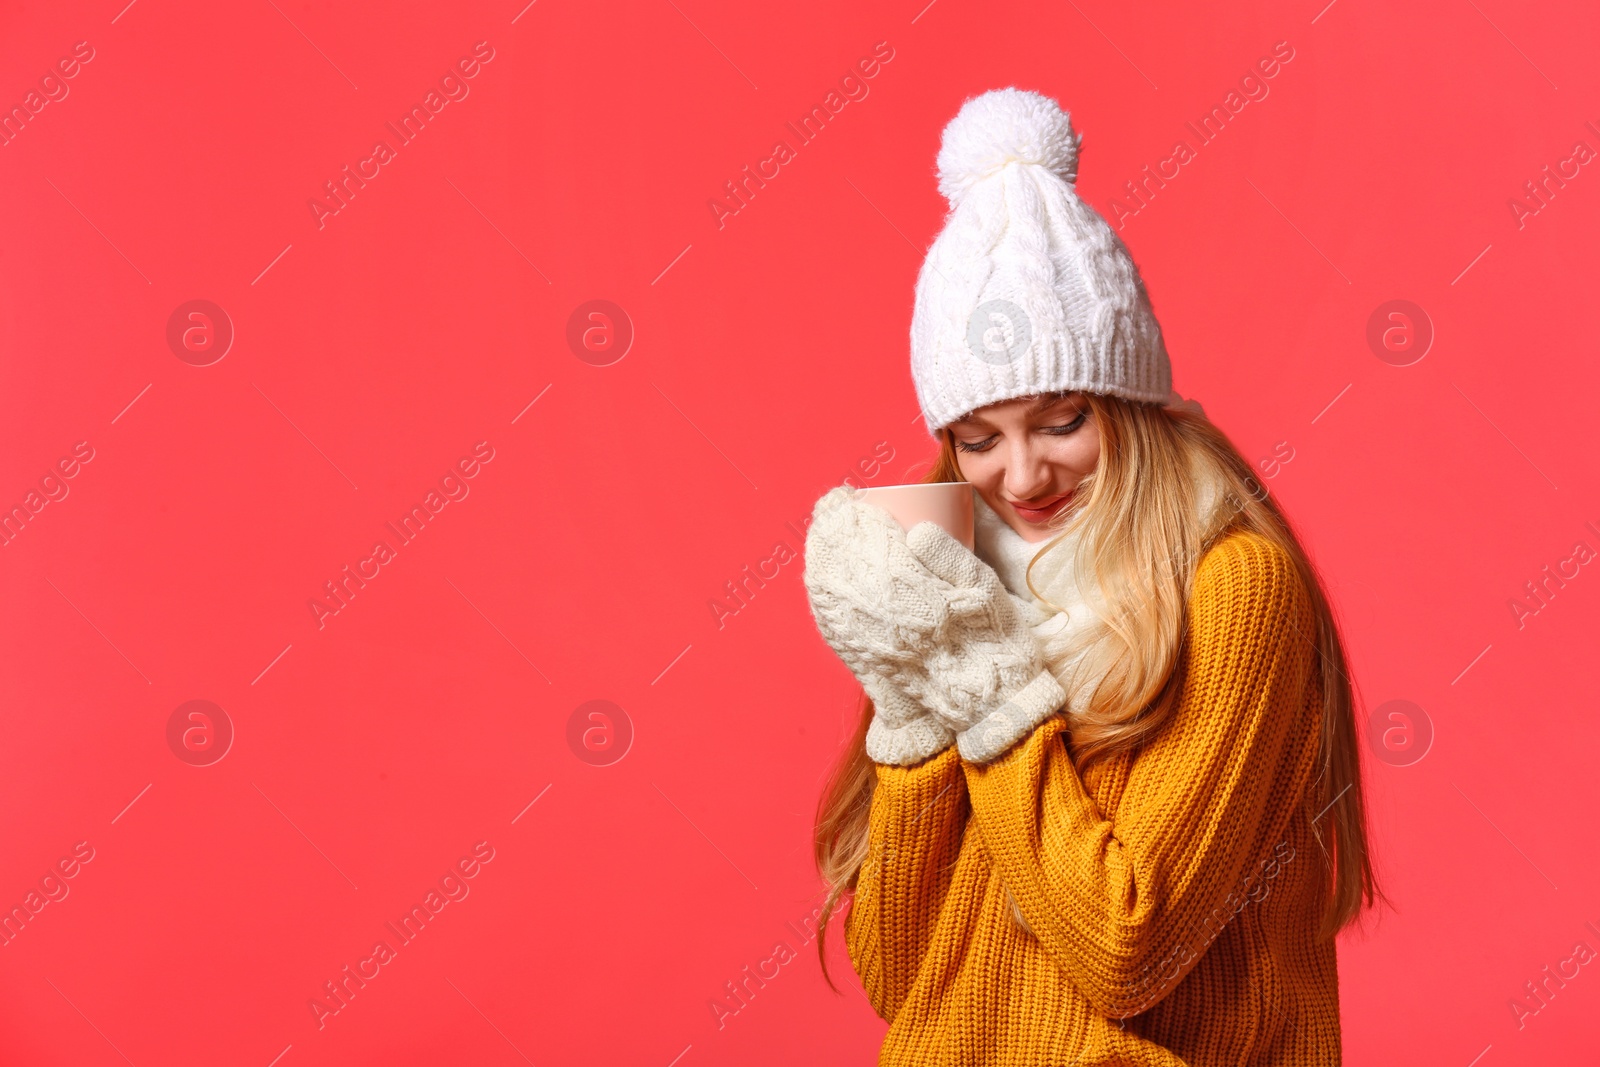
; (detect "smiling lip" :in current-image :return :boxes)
[1009,492,1073,523]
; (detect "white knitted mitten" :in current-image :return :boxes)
[802,485,959,766]
[898,521,1068,763]
[1008,590,1055,630]
[860,675,956,767]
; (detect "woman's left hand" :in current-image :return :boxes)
[896,521,1068,763]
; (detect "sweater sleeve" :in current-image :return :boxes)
[844,744,969,1024]
[960,532,1322,1018]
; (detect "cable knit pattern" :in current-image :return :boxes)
[802,485,1066,765]
[862,682,957,769]
[911,88,1172,433]
[896,521,1067,762]
[845,531,1339,1065]
[800,483,1062,767]
[802,485,965,766]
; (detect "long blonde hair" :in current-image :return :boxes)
[810,394,1383,991]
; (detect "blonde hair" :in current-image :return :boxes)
[810,394,1383,992]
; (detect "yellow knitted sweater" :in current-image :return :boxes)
[845,531,1340,1065]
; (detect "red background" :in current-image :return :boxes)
[2,0,1597,1063]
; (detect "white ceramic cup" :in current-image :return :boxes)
[856,482,976,551]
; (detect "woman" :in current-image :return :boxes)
[803,88,1381,1065]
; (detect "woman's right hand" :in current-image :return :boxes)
[802,485,959,765]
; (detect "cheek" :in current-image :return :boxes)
[954,456,1001,512]
[954,451,1001,490]
[1049,433,1101,480]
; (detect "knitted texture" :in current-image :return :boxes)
[863,682,957,770]
[971,492,1114,723]
[897,520,1069,762]
[845,531,1339,1065]
[802,485,963,766]
[971,491,1056,610]
[802,485,1065,766]
[973,449,1242,730]
[911,88,1172,433]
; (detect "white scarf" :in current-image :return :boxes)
[970,456,1233,706]
[971,493,1053,605]
[972,494,1093,638]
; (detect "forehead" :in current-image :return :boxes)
[950,391,1078,426]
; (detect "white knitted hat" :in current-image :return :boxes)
[910,87,1172,434]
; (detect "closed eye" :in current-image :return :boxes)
[953,410,1088,453]
[1044,410,1089,435]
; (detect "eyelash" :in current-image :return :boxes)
[953,410,1087,453]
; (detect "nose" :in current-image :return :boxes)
[1001,437,1055,501]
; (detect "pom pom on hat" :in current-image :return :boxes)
[935,86,1081,207]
